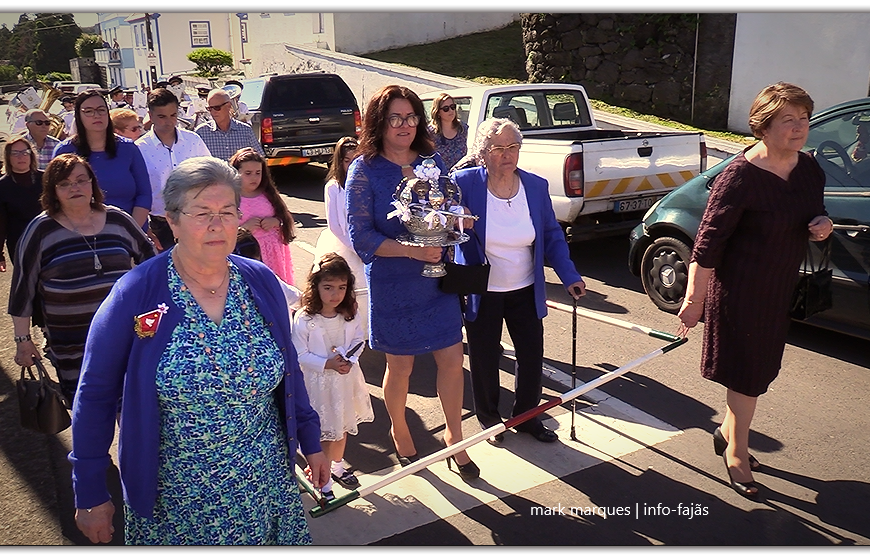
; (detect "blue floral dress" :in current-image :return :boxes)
[428,122,468,171]
[124,258,312,545]
[346,153,463,355]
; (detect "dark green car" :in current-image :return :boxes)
[629,97,870,340]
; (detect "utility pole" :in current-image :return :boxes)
[145,13,158,86]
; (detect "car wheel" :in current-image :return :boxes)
[641,236,692,313]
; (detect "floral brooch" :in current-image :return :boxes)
[134,303,169,338]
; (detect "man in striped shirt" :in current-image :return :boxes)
[194,89,264,161]
[23,109,61,170]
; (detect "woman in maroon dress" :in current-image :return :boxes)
[677,82,833,499]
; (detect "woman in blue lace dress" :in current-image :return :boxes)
[69,157,330,545]
[347,85,478,479]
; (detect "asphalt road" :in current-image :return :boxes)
[1,161,868,547]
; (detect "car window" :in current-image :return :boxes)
[484,90,592,129]
[486,94,538,128]
[806,109,870,189]
[240,79,266,111]
[264,77,355,110]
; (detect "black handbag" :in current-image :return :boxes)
[440,231,491,295]
[790,238,833,320]
[16,359,72,435]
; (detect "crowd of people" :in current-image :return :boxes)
[0,79,830,544]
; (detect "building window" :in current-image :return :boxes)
[135,25,140,47]
[312,13,324,34]
[190,21,212,48]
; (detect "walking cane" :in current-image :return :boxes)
[305,307,687,518]
[570,295,578,442]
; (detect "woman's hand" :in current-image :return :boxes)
[75,500,115,544]
[15,340,40,367]
[408,245,443,263]
[304,451,331,489]
[677,299,705,337]
[808,215,834,241]
[260,217,281,231]
[567,280,586,300]
[240,217,262,230]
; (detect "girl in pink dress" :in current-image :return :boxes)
[230,148,297,284]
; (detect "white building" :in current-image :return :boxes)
[230,12,519,77]
[728,13,870,133]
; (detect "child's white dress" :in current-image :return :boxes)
[291,311,374,441]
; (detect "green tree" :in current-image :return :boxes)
[0,25,12,59]
[76,34,104,59]
[0,64,19,84]
[8,13,82,76]
[187,48,234,78]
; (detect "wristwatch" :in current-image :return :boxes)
[14,334,31,343]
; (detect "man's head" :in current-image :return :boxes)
[147,88,180,138]
[61,96,75,111]
[124,89,135,106]
[109,86,124,101]
[206,89,232,126]
[24,109,52,140]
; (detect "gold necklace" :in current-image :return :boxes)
[65,210,103,272]
[175,255,229,295]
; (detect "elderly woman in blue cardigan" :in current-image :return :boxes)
[69,157,328,545]
[453,118,586,445]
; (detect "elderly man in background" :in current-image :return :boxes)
[194,88,263,161]
[136,88,211,252]
[23,109,61,170]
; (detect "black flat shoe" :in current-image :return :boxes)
[447,455,480,481]
[722,454,759,500]
[517,424,558,443]
[713,427,761,471]
[397,453,419,467]
[332,470,360,489]
[487,433,505,446]
[320,489,335,502]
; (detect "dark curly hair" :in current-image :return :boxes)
[357,85,434,161]
[300,252,357,321]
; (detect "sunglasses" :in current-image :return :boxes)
[440,103,457,113]
[206,101,230,112]
[27,119,51,126]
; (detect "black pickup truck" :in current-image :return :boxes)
[240,72,360,167]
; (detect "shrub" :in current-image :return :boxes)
[0,64,19,83]
[187,48,234,78]
[76,34,106,59]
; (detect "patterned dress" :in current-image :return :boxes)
[124,260,311,545]
[240,192,295,285]
[692,151,825,397]
[428,122,468,172]
[346,153,463,355]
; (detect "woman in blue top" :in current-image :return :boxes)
[427,92,468,172]
[453,118,586,445]
[53,90,151,228]
[70,157,329,545]
[347,85,478,479]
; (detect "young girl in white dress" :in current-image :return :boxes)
[291,252,374,500]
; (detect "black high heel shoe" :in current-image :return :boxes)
[447,455,480,481]
[713,427,761,471]
[722,453,759,500]
[397,453,419,467]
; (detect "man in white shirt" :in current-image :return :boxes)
[58,96,77,139]
[135,87,211,251]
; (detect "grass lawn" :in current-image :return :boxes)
[361,21,753,145]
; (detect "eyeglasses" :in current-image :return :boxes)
[387,114,421,128]
[57,177,93,190]
[10,148,32,157]
[81,107,108,117]
[180,210,241,226]
[206,101,230,112]
[440,103,457,113]
[27,119,51,126]
[487,143,521,156]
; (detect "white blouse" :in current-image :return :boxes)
[484,179,535,292]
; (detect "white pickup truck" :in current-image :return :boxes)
[421,83,707,242]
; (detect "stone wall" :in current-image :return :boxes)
[522,13,736,130]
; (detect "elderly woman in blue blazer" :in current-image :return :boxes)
[452,118,586,445]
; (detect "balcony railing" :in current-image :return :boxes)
[94,48,121,65]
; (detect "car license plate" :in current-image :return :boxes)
[302,147,333,157]
[614,196,662,213]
